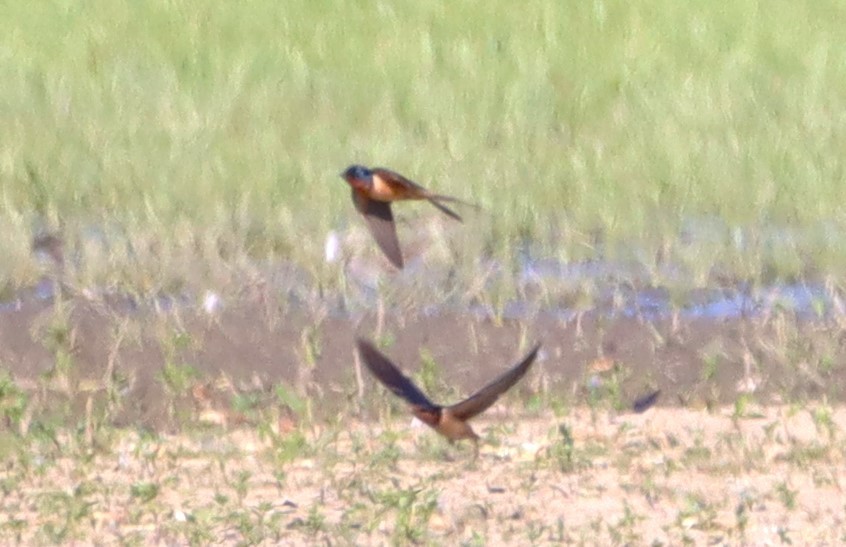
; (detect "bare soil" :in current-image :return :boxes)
[2,294,846,543]
[1,294,846,430]
[2,407,845,544]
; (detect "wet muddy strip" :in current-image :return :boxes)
[1,294,844,431]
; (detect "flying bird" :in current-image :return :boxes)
[340,165,475,269]
[356,338,540,456]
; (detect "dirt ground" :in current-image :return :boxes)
[2,294,846,543]
[2,406,845,544]
[1,293,845,429]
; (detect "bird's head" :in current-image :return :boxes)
[340,164,373,189]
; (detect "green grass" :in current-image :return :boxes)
[2,0,846,300]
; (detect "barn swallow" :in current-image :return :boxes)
[357,338,540,456]
[340,165,475,269]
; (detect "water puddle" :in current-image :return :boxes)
[7,217,838,322]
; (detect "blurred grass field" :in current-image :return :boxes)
[5,5,846,543]
[2,0,845,300]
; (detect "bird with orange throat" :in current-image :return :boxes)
[340,165,476,269]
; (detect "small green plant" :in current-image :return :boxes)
[370,431,402,469]
[778,527,794,544]
[700,354,719,382]
[811,405,837,440]
[682,436,712,468]
[37,482,98,543]
[676,493,718,533]
[546,423,578,472]
[524,393,544,414]
[231,470,251,504]
[374,485,438,544]
[608,502,644,544]
[734,494,753,539]
[39,300,74,355]
[0,517,27,543]
[130,482,160,503]
[0,371,28,429]
[229,509,263,543]
[775,481,797,510]
[783,442,828,466]
[275,383,306,417]
[416,348,444,399]
[300,327,322,368]
[159,361,199,395]
[732,393,756,419]
[304,504,326,534]
[817,355,835,375]
[230,392,261,416]
[270,430,310,464]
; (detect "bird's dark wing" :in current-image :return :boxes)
[352,190,403,269]
[631,389,661,413]
[356,339,439,412]
[448,343,541,421]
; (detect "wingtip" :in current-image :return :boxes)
[514,342,542,372]
[526,342,542,360]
